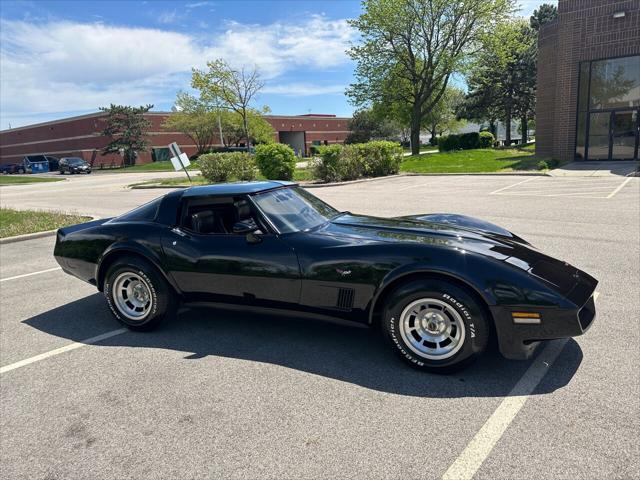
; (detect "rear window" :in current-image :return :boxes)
[115,198,162,222]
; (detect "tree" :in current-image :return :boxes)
[422,86,466,143]
[345,108,400,143]
[462,19,536,145]
[530,3,558,31]
[162,92,219,155]
[219,109,275,146]
[347,0,513,155]
[192,60,264,148]
[100,104,153,166]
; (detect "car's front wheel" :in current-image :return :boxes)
[104,256,176,331]
[382,279,489,373]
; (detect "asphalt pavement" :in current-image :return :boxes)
[1,172,638,479]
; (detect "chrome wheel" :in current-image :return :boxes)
[399,298,466,360]
[112,271,153,321]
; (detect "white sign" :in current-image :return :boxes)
[170,152,190,171]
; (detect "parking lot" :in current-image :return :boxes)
[1,172,639,479]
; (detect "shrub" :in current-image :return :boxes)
[537,158,559,170]
[231,152,257,181]
[438,135,460,152]
[312,141,402,182]
[429,136,438,146]
[313,144,343,182]
[439,132,484,152]
[255,143,296,180]
[197,152,257,182]
[198,153,235,183]
[358,141,403,177]
[309,145,322,155]
[479,131,495,148]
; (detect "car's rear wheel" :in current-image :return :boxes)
[104,256,176,331]
[382,278,489,373]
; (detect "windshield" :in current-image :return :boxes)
[252,187,338,233]
[66,158,85,165]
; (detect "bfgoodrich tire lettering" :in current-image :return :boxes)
[104,256,175,331]
[382,279,489,373]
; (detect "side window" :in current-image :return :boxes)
[181,197,262,235]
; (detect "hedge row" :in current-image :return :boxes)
[438,131,495,152]
[198,143,297,182]
[198,152,257,183]
[312,141,403,182]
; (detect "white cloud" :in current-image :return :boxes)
[0,15,354,128]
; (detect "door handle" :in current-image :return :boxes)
[171,227,189,238]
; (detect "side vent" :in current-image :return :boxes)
[336,288,355,310]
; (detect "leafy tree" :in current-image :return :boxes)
[347,0,513,155]
[345,108,400,143]
[219,109,275,146]
[163,92,219,154]
[422,86,466,143]
[462,19,536,145]
[530,3,558,31]
[192,60,264,148]
[100,104,153,166]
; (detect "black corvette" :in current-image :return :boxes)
[54,181,597,371]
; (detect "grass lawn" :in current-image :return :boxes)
[401,147,546,174]
[0,176,65,185]
[129,168,313,188]
[0,208,91,238]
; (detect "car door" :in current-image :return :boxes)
[160,200,301,308]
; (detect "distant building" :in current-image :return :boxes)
[0,112,351,167]
[536,0,640,162]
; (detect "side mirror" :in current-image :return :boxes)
[232,221,257,235]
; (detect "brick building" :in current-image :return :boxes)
[536,0,640,162]
[0,112,351,167]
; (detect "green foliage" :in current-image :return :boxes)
[100,104,153,165]
[314,144,344,182]
[479,131,495,148]
[438,132,484,152]
[254,143,296,180]
[537,158,558,170]
[347,0,513,154]
[312,141,403,182]
[401,148,540,173]
[198,152,257,183]
[530,3,558,30]
[345,108,400,144]
[462,19,537,144]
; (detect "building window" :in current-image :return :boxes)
[575,55,640,161]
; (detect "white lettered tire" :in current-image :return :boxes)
[104,256,175,331]
[382,278,489,372]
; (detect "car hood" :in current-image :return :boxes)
[324,213,594,296]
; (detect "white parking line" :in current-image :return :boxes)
[0,328,128,374]
[606,177,633,198]
[442,292,599,480]
[0,266,62,283]
[488,177,538,195]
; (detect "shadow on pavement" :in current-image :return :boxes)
[23,293,583,399]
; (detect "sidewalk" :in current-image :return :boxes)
[549,161,639,177]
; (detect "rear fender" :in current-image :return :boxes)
[96,241,180,294]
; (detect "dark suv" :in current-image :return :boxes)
[59,157,91,174]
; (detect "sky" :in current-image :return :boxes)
[0,0,556,130]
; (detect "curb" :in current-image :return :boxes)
[0,229,58,244]
[0,215,99,245]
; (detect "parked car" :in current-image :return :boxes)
[45,156,60,171]
[54,181,598,372]
[0,163,25,174]
[59,157,91,174]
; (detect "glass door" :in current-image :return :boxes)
[611,110,639,161]
[587,112,611,160]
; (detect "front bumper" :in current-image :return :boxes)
[491,292,597,360]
